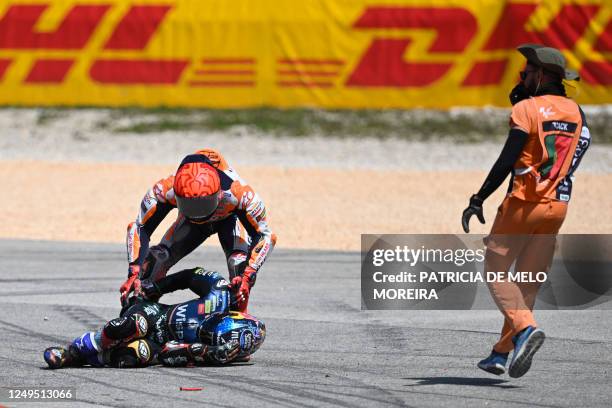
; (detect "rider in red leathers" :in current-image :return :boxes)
[120,148,276,312]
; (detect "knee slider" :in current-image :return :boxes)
[227,252,247,279]
[142,245,171,280]
[103,313,148,341]
[149,245,171,263]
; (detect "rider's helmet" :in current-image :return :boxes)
[198,311,266,363]
[173,155,222,221]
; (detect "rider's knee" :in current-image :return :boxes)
[103,313,148,342]
[227,251,247,279]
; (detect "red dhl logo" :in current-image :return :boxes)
[0,3,609,87]
[347,4,611,87]
[0,4,186,84]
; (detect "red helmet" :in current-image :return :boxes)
[174,158,221,220]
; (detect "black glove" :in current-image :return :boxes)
[462,194,485,233]
[158,341,208,367]
[509,83,530,106]
[207,340,240,364]
[140,279,161,301]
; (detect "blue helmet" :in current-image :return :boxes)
[199,311,265,363]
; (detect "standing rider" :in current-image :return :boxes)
[120,148,277,312]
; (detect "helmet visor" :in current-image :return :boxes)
[176,192,220,221]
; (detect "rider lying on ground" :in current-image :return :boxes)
[44,267,265,368]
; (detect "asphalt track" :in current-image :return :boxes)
[0,239,610,408]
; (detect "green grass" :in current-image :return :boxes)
[108,108,515,142]
[22,107,612,143]
[35,108,68,126]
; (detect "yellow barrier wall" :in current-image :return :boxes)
[0,0,609,108]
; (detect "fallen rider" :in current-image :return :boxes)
[44,267,265,368]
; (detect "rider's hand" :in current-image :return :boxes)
[231,266,256,312]
[188,343,208,363]
[461,194,486,233]
[159,341,209,367]
[230,276,245,309]
[120,265,142,307]
[208,340,240,364]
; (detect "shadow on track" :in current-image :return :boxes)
[403,376,520,389]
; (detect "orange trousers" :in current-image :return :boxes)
[485,196,567,353]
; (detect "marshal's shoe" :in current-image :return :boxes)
[508,326,545,378]
[477,349,509,375]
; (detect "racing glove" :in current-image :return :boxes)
[208,340,240,364]
[461,194,485,233]
[158,341,208,367]
[119,264,142,307]
[231,266,256,312]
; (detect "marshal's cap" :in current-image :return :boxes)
[517,43,580,81]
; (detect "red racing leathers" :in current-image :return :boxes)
[122,148,276,311]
